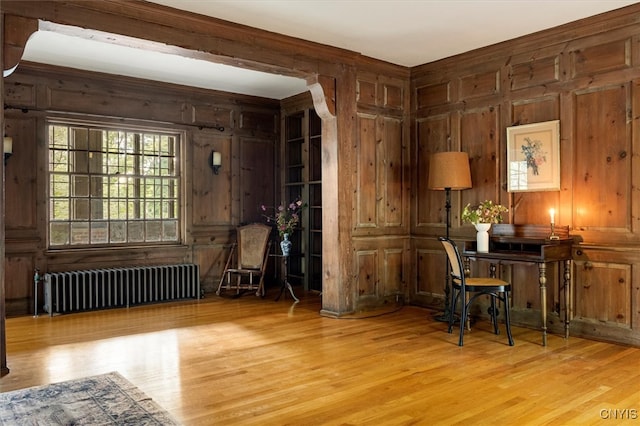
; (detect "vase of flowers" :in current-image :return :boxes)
[260,199,307,255]
[461,200,508,253]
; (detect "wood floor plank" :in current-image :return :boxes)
[1,291,639,425]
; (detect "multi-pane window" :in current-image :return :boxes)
[48,122,180,247]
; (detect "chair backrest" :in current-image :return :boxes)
[438,237,465,283]
[237,223,272,269]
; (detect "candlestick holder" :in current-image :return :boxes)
[549,222,559,240]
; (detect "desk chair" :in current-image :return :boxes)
[217,223,271,297]
[439,237,514,346]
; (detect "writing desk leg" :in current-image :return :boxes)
[564,259,571,339]
[538,262,548,346]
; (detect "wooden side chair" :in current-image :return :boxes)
[439,237,514,346]
[217,223,272,297]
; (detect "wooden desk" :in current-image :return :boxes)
[463,224,572,346]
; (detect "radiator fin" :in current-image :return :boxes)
[43,264,200,315]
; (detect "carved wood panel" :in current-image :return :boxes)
[354,237,408,305]
[570,37,632,78]
[191,132,233,225]
[415,114,450,228]
[460,106,500,207]
[381,117,403,226]
[508,263,561,313]
[4,255,36,316]
[574,260,631,327]
[573,84,630,231]
[382,248,404,297]
[415,82,450,109]
[355,113,405,231]
[458,70,500,100]
[415,247,445,296]
[194,243,230,294]
[239,137,276,225]
[356,249,378,297]
[356,113,377,228]
[509,55,560,91]
[4,116,37,230]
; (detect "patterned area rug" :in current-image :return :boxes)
[0,372,179,425]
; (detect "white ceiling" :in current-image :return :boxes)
[20,0,638,99]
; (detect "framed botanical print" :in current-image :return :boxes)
[506,120,560,192]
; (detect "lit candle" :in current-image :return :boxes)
[549,208,555,225]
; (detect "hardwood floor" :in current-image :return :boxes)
[1,290,639,425]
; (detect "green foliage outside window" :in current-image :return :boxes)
[48,122,180,247]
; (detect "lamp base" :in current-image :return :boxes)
[434,312,459,324]
[433,285,458,324]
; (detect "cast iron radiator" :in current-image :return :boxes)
[42,264,200,316]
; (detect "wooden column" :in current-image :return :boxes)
[309,71,357,317]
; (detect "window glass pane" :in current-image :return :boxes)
[51,174,70,197]
[109,200,128,220]
[91,199,105,220]
[144,200,161,219]
[128,221,144,242]
[50,126,69,149]
[110,177,126,198]
[50,149,69,173]
[146,221,162,242]
[110,221,126,243]
[158,157,167,176]
[72,175,90,197]
[162,220,178,241]
[50,223,70,246]
[72,128,89,151]
[90,222,108,244]
[161,201,174,219]
[88,151,103,174]
[50,199,70,220]
[142,134,157,154]
[91,176,105,197]
[127,178,137,198]
[129,198,141,220]
[70,222,89,245]
[141,154,156,176]
[126,153,137,174]
[48,122,180,247]
[73,199,90,220]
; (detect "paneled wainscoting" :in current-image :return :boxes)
[2,291,639,425]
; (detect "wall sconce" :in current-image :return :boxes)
[4,136,13,165]
[211,150,222,175]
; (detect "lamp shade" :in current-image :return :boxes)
[428,151,472,190]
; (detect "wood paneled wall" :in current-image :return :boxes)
[411,5,640,346]
[3,63,280,314]
[352,70,411,307]
[1,0,640,347]
[0,0,363,321]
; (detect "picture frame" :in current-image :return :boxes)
[506,120,560,192]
